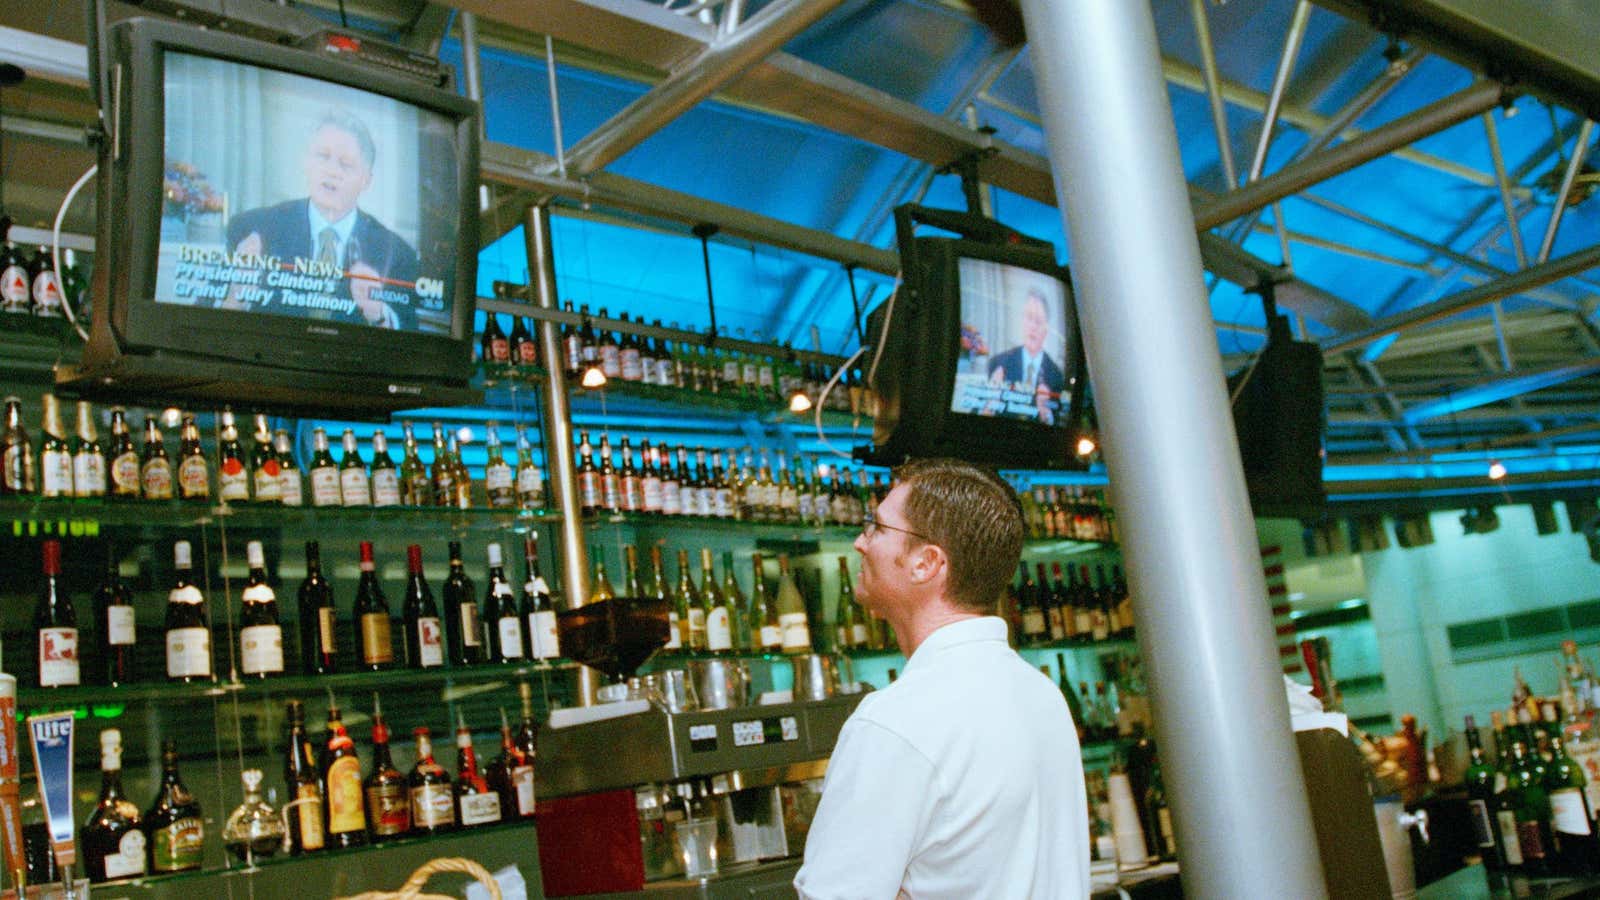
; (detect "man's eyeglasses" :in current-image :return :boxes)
[862,510,931,543]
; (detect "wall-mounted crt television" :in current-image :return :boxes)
[857,205,1087,469]
[71,17,480,414]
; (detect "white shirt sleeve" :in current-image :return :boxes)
[794,717,939,900]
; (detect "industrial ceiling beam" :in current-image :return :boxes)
[1396,357,1600,424]
[1194,80,1506,230]
[551,0,845,177]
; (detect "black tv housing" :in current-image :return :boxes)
[856,204,1087,470]
[59,13,481,419]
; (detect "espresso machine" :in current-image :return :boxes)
[534,598,866,897]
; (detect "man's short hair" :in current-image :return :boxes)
[893,458,1024,613]
[313,109,377,170]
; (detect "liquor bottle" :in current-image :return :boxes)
[92,550,135,686]
[701,548,732,654]
[364,697,410,842]
[835,557,864,651]
[1,396,35,495]
[216,410,248,502]
[515,681,539,758]
[298,541,337,674]
[354,541,394,670]
[238,540,284,678]
[651,546,682,651]
[402,544,445,669]
[175,415,210,501]
[319,701,369,848]
[339,428,370,507]
[509,314,538,368]
[108,407,140,499]
[282,700,325,855]
[522,533,559,660]
[274,429,304,507]
[514,425,544,510]
[1073,565,1095,640]
[444,541,483,665]
[308,427,341,507]
[453,715,502,827]
[37,394,72,499]
[248,414,280,503]
[485,543,524,663]
[620,438,643,513]
[561,301,584,375]
[71,400,106,498]
[82,728,146,882]
[139,416,172,500]
[34,539,79,687]
[1036,563,1062,642]
[484,422,515,508]
[1055,653,1087,740]
[28,245,62,317]
[488,708,536,819]
[750,553,781,653]
[590,547,617,604]
[676,549,703,651]
[429,422,456,507]
[481,313,511,366]
[0,240,27,313]
[776,554,812,654]
[164,541,212,683]
[408,727,455,834]
[368,431,400,508]
[722,550,747,653]
[144,740,203,873]
[1547,735,1599,874]
[599,434,622,513]
[619,313,644,381]
[398,421,432,507]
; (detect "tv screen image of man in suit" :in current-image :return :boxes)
[986,290,1064,424]
[223,110,419,330]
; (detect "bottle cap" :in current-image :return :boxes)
[246,541,265,568]
[359,541,375,569]
[40,539,61,576]
[372,431,389,453]
[407,544,424,572]
[174,540,193,567]
[486,542,503,567]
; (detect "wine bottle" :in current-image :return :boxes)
[273,428,304,507]
[652,546,682,652]
[408,727,455,834]
[107,407,140,499]
[701,548,732,655]
[485,542,524,663]
[514,424,543,510]
[402,544,444,669]
[38,394,73,499]
[1,396,34,495]
[282,700,325,855]
[143,739,203,873]
[72,400,106,499]
[81,728,146,882]
[238,540,284,678]
[453,715,502,827]
[676,549,703,651]
[1464,716,1507,875]
[515,681,538,758]
[775,554,812,653]
[1547,734,1599,874]
[522,533,559,660]
[364,696,410,841]
[354,541,394,670]
[750,553,782,653]
[164,540,212,682]
[339,428,370,507]
[216,409,248,502]
[443,541,482,665]
[722,550,746,653]
[249,414,281,503]
[398,420,432,507]
[307,427,340,508]
[835,557,864,651]
[1505,739,1554,876]
[369,431,401,508]
[93,549,135,686]
[298,541,337,675]
[487,708,536,819]
[34,539,79,688]
[175,415,210,501]
[484,422,515,508]
[590,547,617,604]
[320,701,369,848]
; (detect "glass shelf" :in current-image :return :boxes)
[569,379,871,429]
[0,496,559,535]
[581,511,863,543]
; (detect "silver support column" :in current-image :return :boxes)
[525,203,599,707]
[1014,2,1329,898]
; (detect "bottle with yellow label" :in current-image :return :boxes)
[175,415,210,501]
[354,542,394,670]
[319,701,368,849]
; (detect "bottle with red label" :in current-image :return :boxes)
[408,727,455,835]
[402,544,444,669]
[140,416,172,500]
[248,414,281,503]
[28,246,62,318]
[216,409,249,503]
[0,239,29,314]
[364,697,410,841]
[34,539,79,688]
[319,701,368,848]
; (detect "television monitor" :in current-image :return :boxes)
[67,16,480,415]
[857,205,1086,469]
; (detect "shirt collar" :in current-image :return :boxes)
[307,204,358,249]
[902,616,1009,674]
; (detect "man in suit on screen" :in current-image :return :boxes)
[986,289,1063,423]
[224,109,418,329]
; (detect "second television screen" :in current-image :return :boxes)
[949,257,1072,426]
[152,52,462,336]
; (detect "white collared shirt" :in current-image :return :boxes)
[796,616,1090,899]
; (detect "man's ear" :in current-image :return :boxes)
[908,543,947,586]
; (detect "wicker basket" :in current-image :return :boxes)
[335,857,503,900]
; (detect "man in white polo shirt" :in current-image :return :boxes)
[795,457,1089,899]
